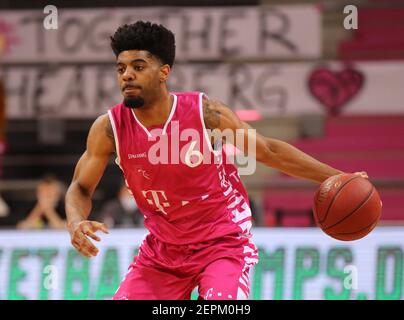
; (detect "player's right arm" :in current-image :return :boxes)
[65,114,114,257]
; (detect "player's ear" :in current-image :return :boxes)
[159,64,171,83]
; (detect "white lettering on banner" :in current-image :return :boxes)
[0,64,120,118]
[0,228,403,299]
[0,6,321,62]
[2,62,404,119]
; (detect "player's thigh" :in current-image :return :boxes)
[113,263,195,300]
[198,258,251,300]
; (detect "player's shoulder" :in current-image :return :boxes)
[89,113,113,139]
[93,113,110,128]
[87,113,115,153]
[202,96,231,119]
[172,91,228,119]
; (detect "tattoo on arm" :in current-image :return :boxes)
[203,99,221,130]
[105,118,116,152]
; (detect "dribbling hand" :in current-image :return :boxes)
[353,171,383,207]
[354,171,369,179]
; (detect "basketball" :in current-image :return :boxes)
[313,173,382,241]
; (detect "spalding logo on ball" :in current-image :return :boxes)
[313,173,382,241]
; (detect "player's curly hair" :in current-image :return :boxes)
[110,21,176,67]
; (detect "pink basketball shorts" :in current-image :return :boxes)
[113,233,257,300]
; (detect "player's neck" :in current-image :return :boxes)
[132,90,173,128]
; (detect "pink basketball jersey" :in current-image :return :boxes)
[108,92,256,248]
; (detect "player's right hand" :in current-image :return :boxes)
[68,220,109,258]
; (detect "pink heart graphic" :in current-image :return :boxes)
[308,67,364,116]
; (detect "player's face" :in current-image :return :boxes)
[116,50,166,108]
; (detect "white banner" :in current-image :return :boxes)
[0,6,321,62]
[0,227,403,300]
[2,61,404,119]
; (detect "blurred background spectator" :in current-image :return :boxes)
[16,174,66,229]
[96,183,143,228]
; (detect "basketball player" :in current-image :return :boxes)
[65,21,366,300]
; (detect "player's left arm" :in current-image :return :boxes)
[202,97,359,184]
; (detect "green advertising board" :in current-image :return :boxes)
[0,228,403,300]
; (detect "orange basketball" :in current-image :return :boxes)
[313,173,382,241]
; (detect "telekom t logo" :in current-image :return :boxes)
[142,190,170,215]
